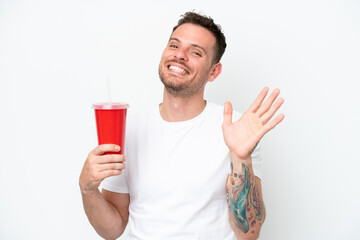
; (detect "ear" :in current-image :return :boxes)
[208,62,222,82]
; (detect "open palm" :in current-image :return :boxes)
[222,87,285,160]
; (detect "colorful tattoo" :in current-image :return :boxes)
[227,162,264,233]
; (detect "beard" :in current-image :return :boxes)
[158,62,208,98]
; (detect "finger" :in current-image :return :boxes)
[98,169,122,180]
[263,113,285,134]
[223,101,233,126]
[93,144,121,156]
[261,97,284,124]
[257,88,280,117]
[98,154,126,164]
[248,87,269,113]
[98,162,126,172]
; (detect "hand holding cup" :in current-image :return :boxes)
[79,144,126,194]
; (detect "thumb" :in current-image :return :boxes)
[223,101,233,127]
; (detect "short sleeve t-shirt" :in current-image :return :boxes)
[102,102,262,240]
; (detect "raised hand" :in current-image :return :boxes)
[222,87,285,160]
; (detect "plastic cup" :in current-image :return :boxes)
[92,103,129,154]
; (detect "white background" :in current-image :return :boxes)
[1,0,359,239]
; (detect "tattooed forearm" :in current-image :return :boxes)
[227,162,264,234]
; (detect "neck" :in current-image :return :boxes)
[159,88,207,122]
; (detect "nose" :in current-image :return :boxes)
[174,47,188,62]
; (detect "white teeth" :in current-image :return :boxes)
[169,65,186,74]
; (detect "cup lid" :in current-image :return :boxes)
[92,102,130,109]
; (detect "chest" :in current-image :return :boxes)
[126,122,230,202]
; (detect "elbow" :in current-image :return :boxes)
[96,222,127,240]
[99,231,122,240]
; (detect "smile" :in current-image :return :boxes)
[167,65,189,75]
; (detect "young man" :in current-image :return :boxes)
[79,12,284,240]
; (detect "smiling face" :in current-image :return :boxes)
[158,23,222,98]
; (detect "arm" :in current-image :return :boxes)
[222,87,284,240]
[79,144,129,240]
[226,154,265,239]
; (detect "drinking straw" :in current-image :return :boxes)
[106,76,112,106]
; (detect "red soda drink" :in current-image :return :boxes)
[92,103,129,154]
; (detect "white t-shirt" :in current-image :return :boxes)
[102,102,262,240]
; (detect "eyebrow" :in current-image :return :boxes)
[169,37,207,55]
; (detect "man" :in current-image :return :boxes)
[79,12,284,240]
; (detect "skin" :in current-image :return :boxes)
[79,22,285,240]
[157,23,222,122]
[79,144,129,240]
[223,88,284,239]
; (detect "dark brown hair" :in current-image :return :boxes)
[172,11,227,64]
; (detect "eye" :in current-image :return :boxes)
[192,51,202,57]
[169,44,178,48]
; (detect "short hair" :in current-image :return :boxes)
[172,11,227,64]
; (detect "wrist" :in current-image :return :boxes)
[229,151,254,180]
[229,150,252,164]
[80,184,101,196]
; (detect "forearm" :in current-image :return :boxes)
[226,153,265,240]
[81,189,126,240]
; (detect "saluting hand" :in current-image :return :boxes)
[222,87,285,160]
